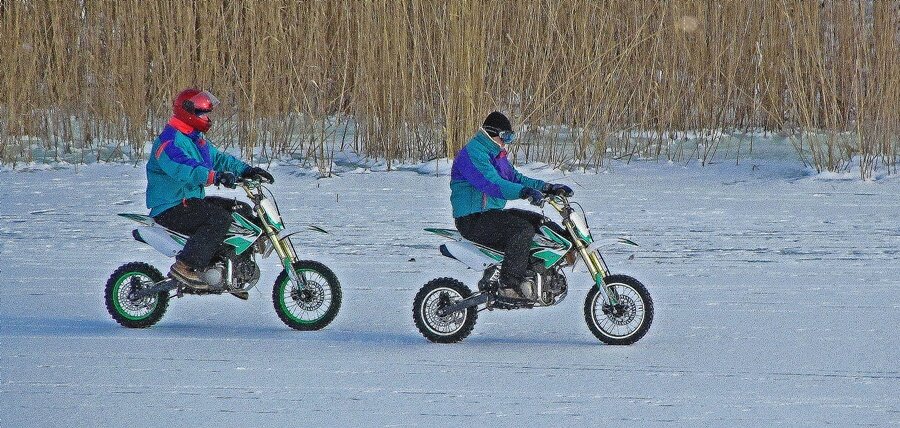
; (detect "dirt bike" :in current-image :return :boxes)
[105,177,341,330]
[413,194,653,344]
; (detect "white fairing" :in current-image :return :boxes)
[571,211,591,239]
[443,241,499,270]
[136,226,183,257]
[260,198,282,226]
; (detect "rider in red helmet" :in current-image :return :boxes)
[145,88,274,296]
[173,88,218,133]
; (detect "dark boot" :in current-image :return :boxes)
[169,260,208,289]
[497,275,534,301]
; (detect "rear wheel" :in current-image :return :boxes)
[413,278,477,343]
[584,274,653,345]
[105,262,169,328]
[273,260,342,331]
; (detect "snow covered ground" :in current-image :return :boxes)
[1,157,898,426]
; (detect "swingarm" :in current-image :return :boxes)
[436,293,490,317]
[436,291,537,317]
[131,278,180,300]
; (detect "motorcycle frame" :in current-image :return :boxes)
[122,179,311,298]
[240,182,306,290]
[430,195,626,315]
[544,196,618,306]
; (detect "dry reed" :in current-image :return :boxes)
[1,0,897,177]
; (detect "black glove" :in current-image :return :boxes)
[242,166,274,184]
[520,187,544,206]
[543,183,573,197]
[214,171,238,189]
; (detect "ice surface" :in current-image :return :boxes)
[1,159,898,426]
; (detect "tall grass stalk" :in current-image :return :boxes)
[1,0,896,176]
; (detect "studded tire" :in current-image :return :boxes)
[584,274,653,345]
[273,260,342,331]
[413,278,477,343]
[105,262,169,328]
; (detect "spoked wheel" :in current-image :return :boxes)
[273,260,342,331]
[413,278,477,343]
[584,274,653,345]
[105,262,169,328]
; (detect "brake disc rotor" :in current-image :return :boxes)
[605,296,637,326]
[291,283,325,311]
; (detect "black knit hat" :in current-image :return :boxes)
[482,111,512,137]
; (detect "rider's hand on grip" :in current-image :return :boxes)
[543,183,574,197]
[520,187,544,206]
[215,171,238,189]
[241,166,274,184]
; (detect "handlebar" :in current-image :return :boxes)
[542,193,574,213]
[544,193,566,201]
[233,177,272,197]
[236,176,272,187]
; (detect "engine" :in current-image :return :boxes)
[477,264,568,306]
[532,267,568,306]
[199,252,261,291]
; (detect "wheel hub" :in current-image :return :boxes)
[602,296,637,326]
[428,292,463,327]
[125,278,152,305]
[435,292,453,317]
[118,275,157,314]
[291,284,324,311]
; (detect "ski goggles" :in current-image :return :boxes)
[483,126,517,144]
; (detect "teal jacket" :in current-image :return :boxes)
[449,131,545,218]
[146,117,249,217]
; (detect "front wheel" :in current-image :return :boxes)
[105,262,169,328]
[584,274,653,345]
[413,278,477,343]
[273,260,342,331]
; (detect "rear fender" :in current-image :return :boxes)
[440,241,501,270]
[424,228,464,241]
[118,213,155,226]
[133,226,185,257]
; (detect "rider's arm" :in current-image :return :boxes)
[154,135,216,186]
[456,144,525,200]
[209,144,250,176]
[512,168,546,191]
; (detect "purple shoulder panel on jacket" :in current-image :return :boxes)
[160,126,212,169]
[451,146,505,199]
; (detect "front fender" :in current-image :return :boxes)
[256,225,329,259]
[587,237,639,251]
[276,225,330,240]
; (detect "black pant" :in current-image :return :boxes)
[455,208,546,284]
[154,196,254,268]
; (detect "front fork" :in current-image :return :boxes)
[563,220,618,305]
[277,238,306,289]
[253,203,306,290]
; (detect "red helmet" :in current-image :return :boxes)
[173,88,220,133]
